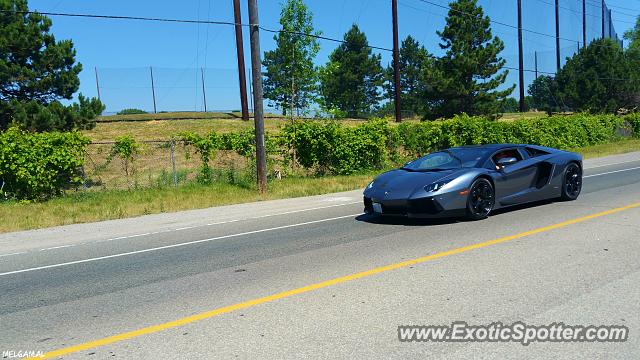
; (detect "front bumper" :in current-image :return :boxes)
[363,196,463,218]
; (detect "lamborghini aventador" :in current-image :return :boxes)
[363,144,583,220]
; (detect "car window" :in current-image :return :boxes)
[492,149,523,166]
[525,147,550,157]
[403,148,491,172]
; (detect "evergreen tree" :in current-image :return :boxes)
[383,36,433,117]
[319,25,384,118]
[555,39,640,113]
[262,0,320,116]
[422,0,512,119]
[0,0,103,131]
[528,75,561,113]
[624,16,640,52]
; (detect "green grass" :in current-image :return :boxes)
[571,138,640,159]
[0,172,376,233]
[2,138,638,234]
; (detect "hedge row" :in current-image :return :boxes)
[1,113,638,200]
[281,113,637,175]
[0,128,89,200]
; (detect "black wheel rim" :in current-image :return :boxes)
[470,181,494,216]
[565,165,582,198]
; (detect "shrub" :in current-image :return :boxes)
[625,113,640,137]
[117,108,148,115]
[281,118,390,175]
[0,127,90,200]
[178,131,220,184]
[108,136,141,187]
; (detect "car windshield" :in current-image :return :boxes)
[401,148,491,172]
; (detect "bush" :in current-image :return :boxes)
[281,113,626,175]
[625,113,640,137]
[0,127,90,200]
[178,131,220,184]
[117,108,148,115]
[281,118,390,175]
[398,113,623,155]
[108,136,141,187]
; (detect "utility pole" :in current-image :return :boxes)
[248,0,267,194]
[233,0,250,121]
[150,66,157,114]
[517,0,525,112]
[555,0,560,72]
[601,0,605,39]
[582,0,586,48]
[201,68,207,112]
[94,67,101,101]
[392,0,402,122]
[534,51,538,79]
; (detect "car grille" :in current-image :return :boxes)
[364,196,443,215]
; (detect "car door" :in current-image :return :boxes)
[491,148,539,206]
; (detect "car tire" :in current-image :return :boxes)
[560,163,582,201]
[465,178,495,220]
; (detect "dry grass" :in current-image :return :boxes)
[0,173,374,233]
[84,115,424,142]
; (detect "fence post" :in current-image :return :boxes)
[150,66,157,114]
[170,140,178,187]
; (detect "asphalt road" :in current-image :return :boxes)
[1,152,640,359]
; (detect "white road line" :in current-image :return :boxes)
[0,213,361,277]
[584,166,640,178]
[1,164,639,260]
[39,244,74,251]
[0,252,26,258]
[93,201,361,243]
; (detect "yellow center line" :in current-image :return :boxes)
[31,202,640,359]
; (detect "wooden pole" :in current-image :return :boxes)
[248,0,267,194]
[392,0,402,122]
[517,0,525,112]
[233,0,250,121]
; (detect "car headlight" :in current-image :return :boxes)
[424,179,451,192]
[367,181,375,189]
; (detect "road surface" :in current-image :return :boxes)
[1,151,640,359]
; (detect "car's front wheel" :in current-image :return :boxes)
[560,163,582,201]
[465,178,495,220]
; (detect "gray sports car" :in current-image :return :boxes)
[363,144,582,220]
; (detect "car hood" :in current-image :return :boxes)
[369,168,459,199]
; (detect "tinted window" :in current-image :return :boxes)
[403,148,491,171]
[525,147,550,157]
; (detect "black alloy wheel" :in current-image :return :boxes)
[561,163,582,201]
[466,178,495,220]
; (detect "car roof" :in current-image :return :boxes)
[449,144,527,151]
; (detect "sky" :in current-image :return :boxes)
[28,0,639,114]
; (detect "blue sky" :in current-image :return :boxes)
[29,0,638,114]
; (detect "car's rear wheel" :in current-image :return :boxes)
[561,163,582,201]
[466,178,495,220]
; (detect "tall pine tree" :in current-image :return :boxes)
[319,25,383,118]
[422,0,512,119]
[0,0,103,131]
[262,0,320,116]
[383,36,433,117]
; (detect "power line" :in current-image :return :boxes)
[412,0,623,47]
[0,9,394,52]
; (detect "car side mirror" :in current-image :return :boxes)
[496,157,518,168]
